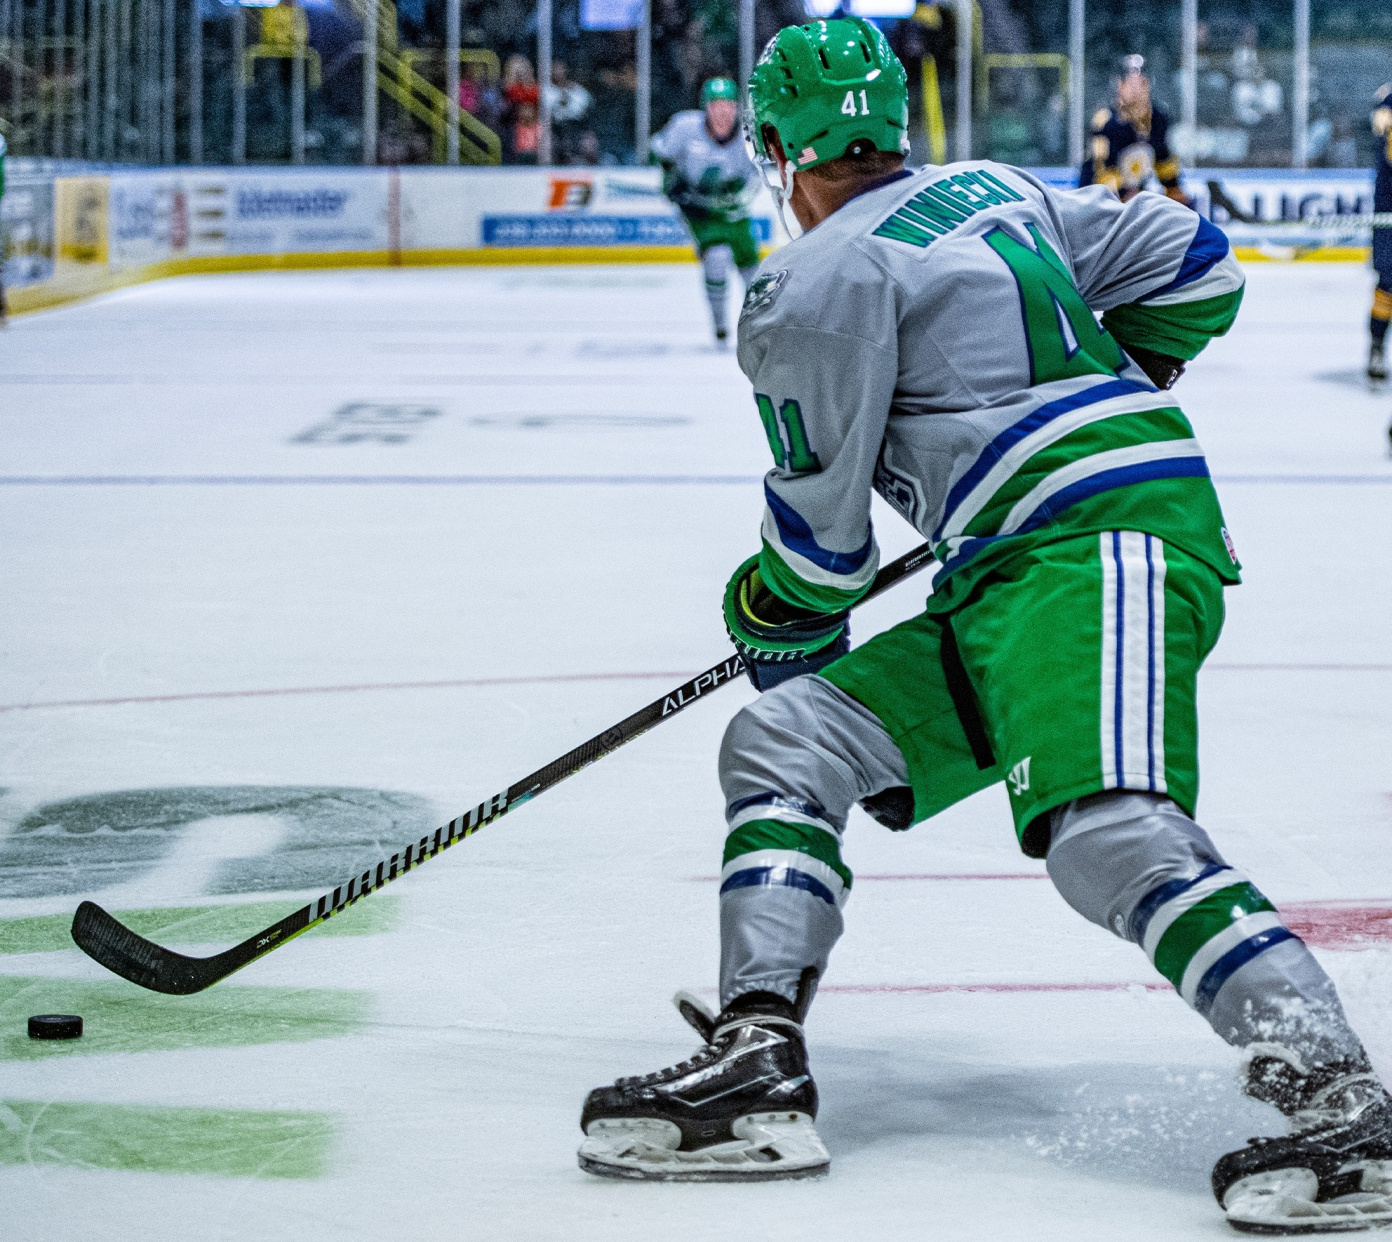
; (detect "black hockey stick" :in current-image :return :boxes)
[72,542,937,995]
[1206,179,1260,225]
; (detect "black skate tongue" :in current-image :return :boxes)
[673,991,717,1043]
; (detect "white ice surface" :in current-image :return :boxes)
[1,262,1390,1241]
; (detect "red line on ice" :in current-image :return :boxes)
[1280,902,1392,949]
[7,664,1389,717]
[0,671,699,714]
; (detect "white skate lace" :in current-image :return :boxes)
[615,1016,802,1088]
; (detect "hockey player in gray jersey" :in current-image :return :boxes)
[580,18,1392,1234]
[651,78,762,345]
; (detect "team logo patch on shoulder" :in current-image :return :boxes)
[741,269,788,318]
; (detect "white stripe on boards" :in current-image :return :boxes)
[1142,867,1252,960]
[1100,532,1119,791]
[720,848,848,906]
[1142,252,1245,307]
[1178,911,1286,1006]
[760,509,881,592]
[939,385,1172,541]
[1148,536,1168,793]
[726,802,842,840]
[999,440,1205,536]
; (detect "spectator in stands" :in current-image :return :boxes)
[652,0,698,124]
[468,52,505,137]
[575,131,610,166]
[502,54,542,163]
[1328,114,1359,168]
[594,53,638,163]
[545,61,594,164]
[459,62,483,117]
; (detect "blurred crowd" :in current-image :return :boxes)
[393,0,812,164]
[4,0,1389,169]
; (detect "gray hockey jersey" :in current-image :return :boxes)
[650,110,758,223]
[736,162,1245,614]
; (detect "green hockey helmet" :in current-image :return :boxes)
[746,17,908,171]
[701,77,739,105]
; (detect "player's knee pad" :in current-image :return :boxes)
[719,675,908,832]
[1046,791,1227,936]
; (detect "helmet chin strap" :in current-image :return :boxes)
[777,160,804,241]
[758,153,803,242]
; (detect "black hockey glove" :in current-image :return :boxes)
[723,555,850,692]
[1126,344,1187,391]
[859,785,916,831]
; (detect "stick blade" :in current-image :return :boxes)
[71,900,218,995]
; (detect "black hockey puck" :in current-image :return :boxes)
[28,1014,83,1040]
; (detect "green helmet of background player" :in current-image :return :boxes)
[700,77,739,106]
[746,17,908,172]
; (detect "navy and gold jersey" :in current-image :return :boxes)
[1370,88,1392,275]
[1373,87,1392,175]
[1079,104,1182,198]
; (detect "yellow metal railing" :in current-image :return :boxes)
[981,51,1071,112]
[343,0,501,164]
[921,55,947,165]
[245,6,322,87]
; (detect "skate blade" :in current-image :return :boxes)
[577,1112,830,1183]
[1226,1165,1392,1234]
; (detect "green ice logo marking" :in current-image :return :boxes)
[755,394,820,474]
[0,975,370,1062]
[984,223,1124,385]
[872,168,1025,248]
[0,786,417,1181]
[0,785,436,898]
[0,1099,335,1179]
[0,896,398,956]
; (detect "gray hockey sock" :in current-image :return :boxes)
[702,244,735,335]
[716,677,910,1007]
[706,276,730,333]
[1048,791,1367,1066]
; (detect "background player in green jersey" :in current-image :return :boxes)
[651,78,761,345]
[580,18,1392,1235]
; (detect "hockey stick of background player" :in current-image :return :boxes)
[72,541,938,996]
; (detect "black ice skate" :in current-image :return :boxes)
[577,989,829,1182]
[1213,1044,1392,1233]
[1368,342,1387,386]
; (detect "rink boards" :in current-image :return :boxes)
[2,163,1378,317]
[5,165,780,315]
